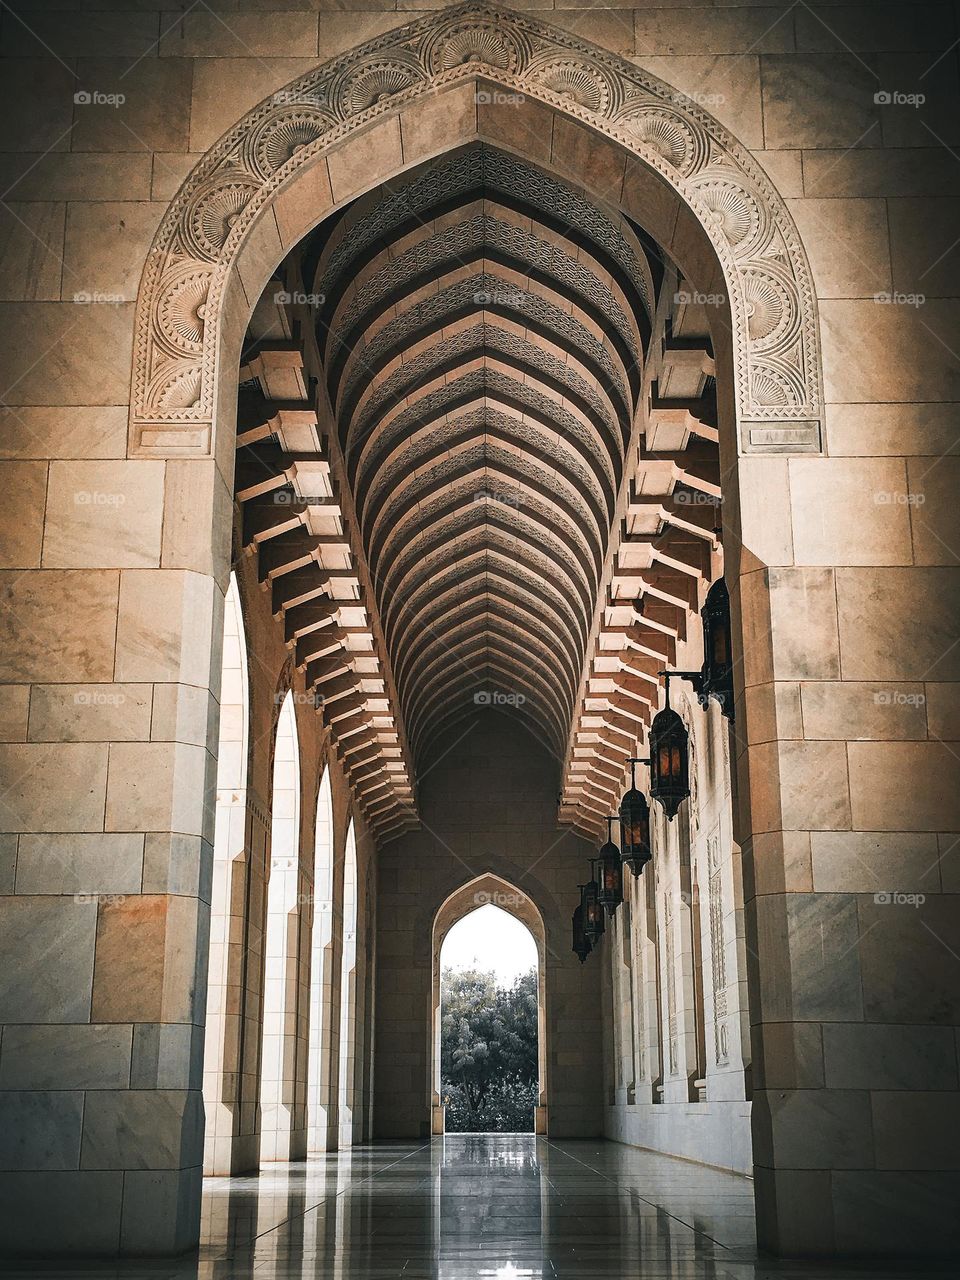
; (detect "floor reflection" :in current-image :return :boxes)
[3,1136,955,1279]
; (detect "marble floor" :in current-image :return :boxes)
[2,1136,954,1279]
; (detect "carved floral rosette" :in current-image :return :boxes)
[130,2,823,456]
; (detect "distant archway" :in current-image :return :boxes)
[337,819,358,1147]
[260,689,302,1161]
[203,571,249,1174]
[307,767,335,1151]
[431,874,548,1135]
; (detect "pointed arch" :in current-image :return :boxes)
[430,873,548,1134]
[129,2,823,464]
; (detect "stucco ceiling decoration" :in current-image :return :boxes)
[308,144,650,762]
[129,1,823,459]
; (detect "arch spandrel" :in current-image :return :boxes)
[129,2,823,461]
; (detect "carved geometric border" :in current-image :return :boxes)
[129,1,824,457]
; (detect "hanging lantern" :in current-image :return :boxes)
[597,816,623,916]
[580,876,604,945]
[649,676,690,821]
[701,577,734,718]
[619,757,652,876]
[572,903,591,963]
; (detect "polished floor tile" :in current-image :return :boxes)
[2,1136,955,1280]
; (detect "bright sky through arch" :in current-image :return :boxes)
[441,904,537,987]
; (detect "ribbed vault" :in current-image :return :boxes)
[308,143,655,764]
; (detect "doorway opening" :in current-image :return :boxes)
[432,877,548,1136]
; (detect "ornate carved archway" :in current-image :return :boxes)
[130,1,822,459]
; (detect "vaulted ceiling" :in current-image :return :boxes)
[305,143,657,765]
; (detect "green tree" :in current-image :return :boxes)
[440,967,538,1132]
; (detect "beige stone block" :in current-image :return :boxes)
[399,82,478,169]
[72,59,193,154]
[15,832,144,896]
[151,683,217,748]
[821,300,960,405]
[631,55,764,151]
[810,831,941,894]
[753,149,805,199]
[888,199,960,299]
[873,1092,960,1171]
[91,893,206,1023]
[150,153,204,204]
[797,4,952,52]
[755,1021,823,1090]
[477,94,555,168]
[27,683,152,744]
[81,1089,203,1171]
[143,833,211,900]
[0,461,47,568]
[0,302,133,405]
[925,683,960,743]
[800,681,927,741]
[635,7,793,54]
[42,460,165,569]
[0,686,29,743]
[115,570,218,686]
[0,1024,133,1090]
[0,406,128,462]
[550,9,634,54]
[327,116,403,204]
[786,198,890,299]
[849,742,960,831]
[0,1090,84,1171]
[0,742,108,833]
[735,456,794,571]
[0,203,66,303]
[837,568,960,681]
[825,403,960,459]
[757,1087,874,1168]
[0,896,98,1022]
[317,12,408,59]
[747,829,813,896]
[752,892,862,1020]
[160,460,232,583]
[0,569,118,683]
[768,567,841,681]
[550,117,627,209]
[0,61,74,154]
[160,11,318,57]
[105,741,213,836]
[0,153,154,204]
[762,55,880,150]
[234,208,284,310]
[0,1170,124,1255]
[62,202,165,304]
[6,11,159,58]
[188,58,316,152]
[859,894,960,1025]
[824,1024,957,1091]
[779,739,851,832]
[271,159,335,252]
[803,148,960,199]
[875,53,960,149]
[906,456,960,567]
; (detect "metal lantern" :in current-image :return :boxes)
[619,757,652,876]
[648,677,690,821]
[580,877,605,945]
[572,903,591,963]
[597,817,623,916]
[701,577,734,717]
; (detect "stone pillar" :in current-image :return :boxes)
[0,452,228,1252]
[731,431,960,1255]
